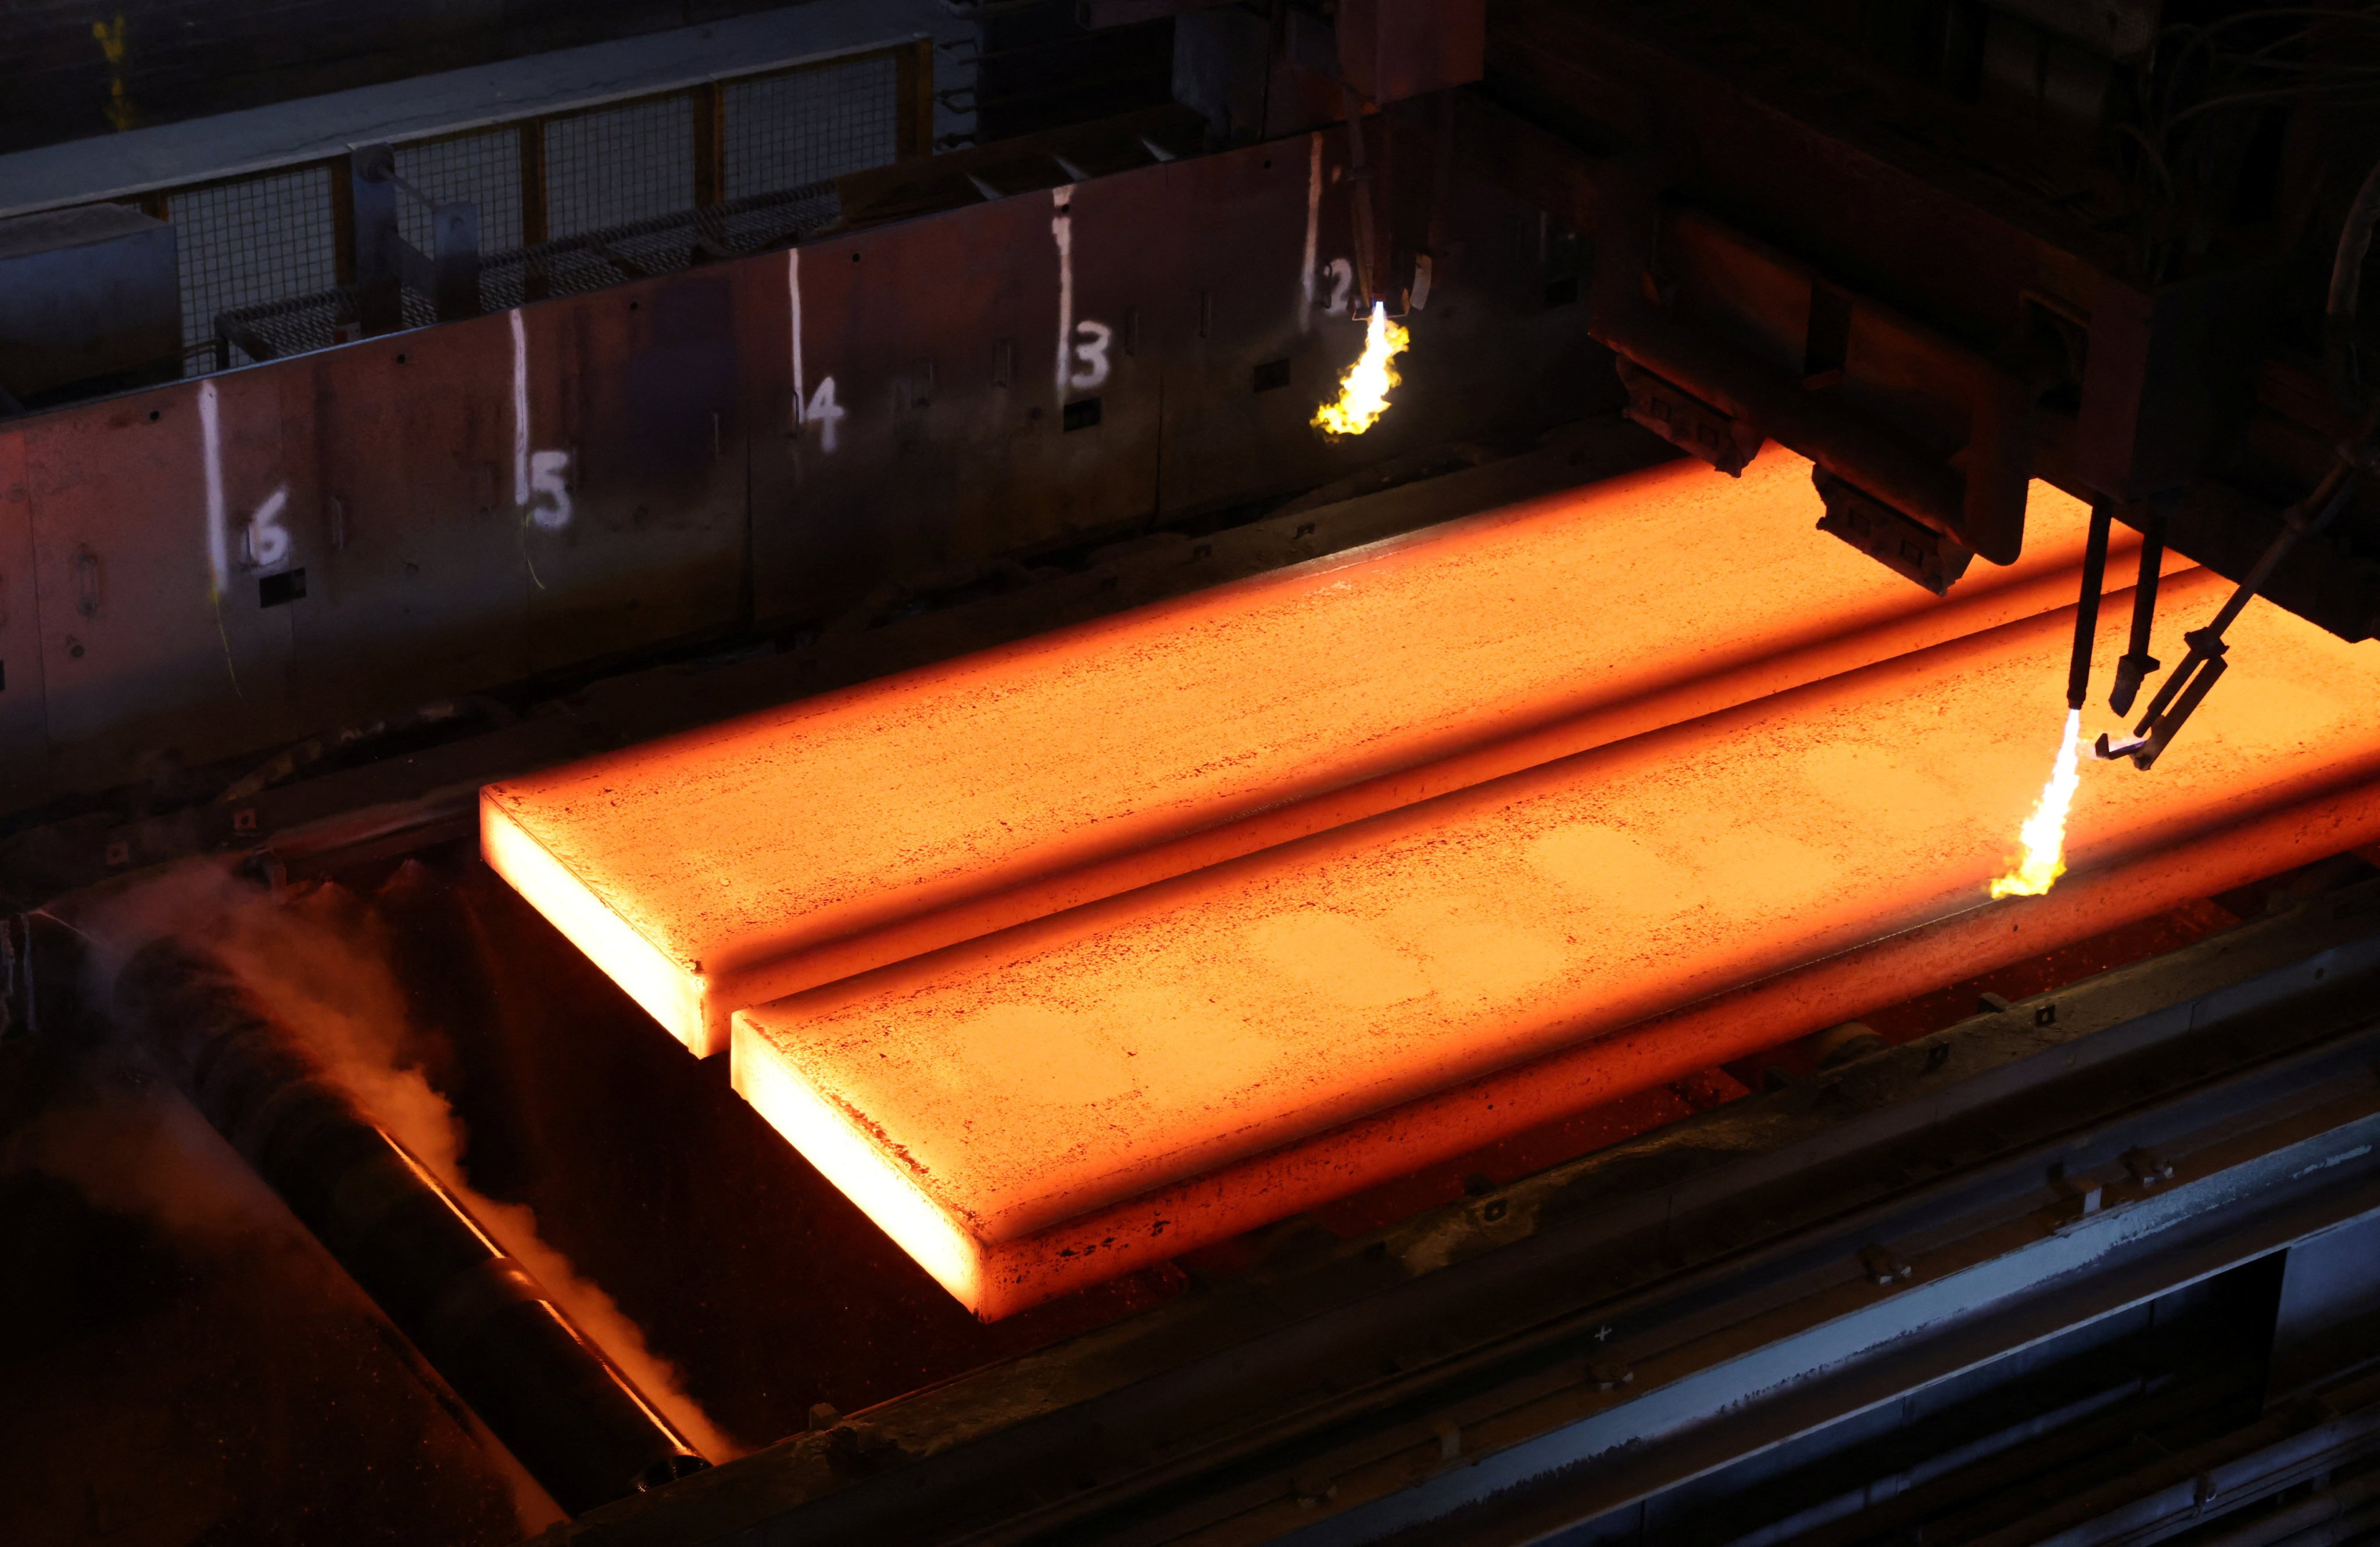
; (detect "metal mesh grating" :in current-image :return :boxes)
[88,42,913,378]
[394,128,527,254]
[543,96,695,238]
[214,182,843,364]
[167,166,340,364]
[724,52,902,199]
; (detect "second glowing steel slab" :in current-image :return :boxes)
[733,575,2380,1317]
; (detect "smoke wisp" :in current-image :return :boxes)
[76,861,747,1467]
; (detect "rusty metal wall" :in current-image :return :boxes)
[1,131,1605,821]
[0,431,42,805]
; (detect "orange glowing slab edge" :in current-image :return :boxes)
[733,577,2380,1319]
[485,450,2145,1057]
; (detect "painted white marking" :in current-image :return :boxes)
[1302,133,1322,332]
[511,306,573,528]
[510,308,531,508]
[528,451,573,531]
[788,246,805,426]
[1049,184,1113,396]
[200,379,227,596]
[785,246,845,453]
[803,377,845,453]
[1071,318,1114,388]
[246,486,291,568]
[1053,184,1077,399]
[1069,320,1112,392]
[1324,257,1355,317]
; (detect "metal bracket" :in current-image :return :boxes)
[1814,468,1977,595]
[1616,359,1762,474]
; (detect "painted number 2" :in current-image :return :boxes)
[1322,258,1354,317]
[1068,320,1112,391]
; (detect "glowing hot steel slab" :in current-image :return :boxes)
[733,575,2380,1318]
[486,452,2144,1056]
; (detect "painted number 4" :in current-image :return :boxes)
[801,377,846,453]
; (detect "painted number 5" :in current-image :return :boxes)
[528,450,572,531]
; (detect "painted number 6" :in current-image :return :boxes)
[244,486,292,568]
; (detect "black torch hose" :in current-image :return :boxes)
[2067,500,2113,711]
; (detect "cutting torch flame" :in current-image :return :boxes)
[1312,301,1411,438]
[1989,707,2084,898]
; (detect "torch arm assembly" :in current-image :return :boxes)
[2109,506,2168,717]
[2100,442,2371,771]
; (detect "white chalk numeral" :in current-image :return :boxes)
[1069,320,1112,391]
[1323,257,1354,317]
[245,486,292,568]
[803,377,845,453]
[528,450,573,531]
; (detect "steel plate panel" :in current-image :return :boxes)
[285,321,528,722]
[1160,125,1612,515]
[525,275,746,672]
[0,431,45,808]
[753,168,1169,626]
[1157,128,1368,514]
[26,374,299,793]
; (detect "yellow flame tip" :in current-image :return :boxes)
[1312,301,1410,438]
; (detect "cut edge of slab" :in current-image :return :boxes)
[731,1016,989,1301]
[483,790,708,1055]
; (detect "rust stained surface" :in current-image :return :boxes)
[485,449,2141,1056]
[732,572,2380,1318]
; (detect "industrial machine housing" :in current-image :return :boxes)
[7,2,2380,1544]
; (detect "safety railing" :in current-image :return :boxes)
[104,38,933,375]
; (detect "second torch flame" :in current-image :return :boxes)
[1313,301,1411,438]
[1989,707,2085,898]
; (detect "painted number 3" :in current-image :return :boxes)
[1068,320,1112,391]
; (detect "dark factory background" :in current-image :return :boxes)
[5,3,2380,1546]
